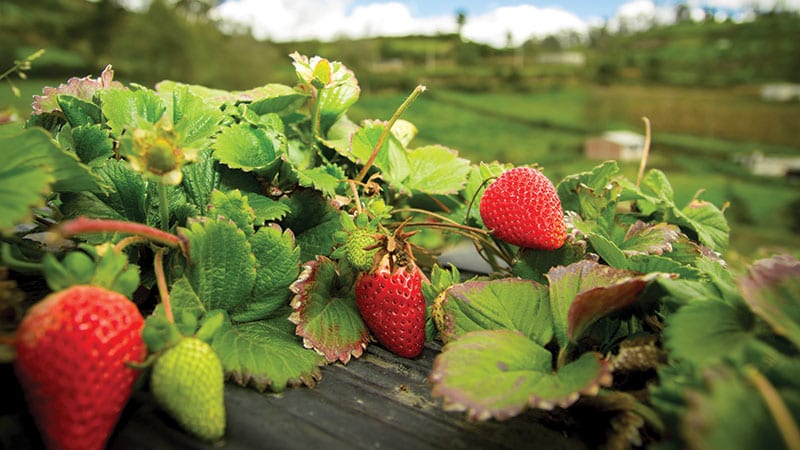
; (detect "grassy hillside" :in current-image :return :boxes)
[348,87,800,263]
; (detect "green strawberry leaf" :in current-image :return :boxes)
[512,239,587,284]
[626,254,702,280]
[213,310,325,392]
[102,87,167,136]
[233,224,300,322]
[246,84,307,116]
[288,257,370,363]
[430,329,612,420]
[0,126,105,229]
[212,122,282,175]
[546,260,657,346]
[349,121,410,188]
[181,218,256,311]
[0,127,56,231]
[208,189,256,235]
[58,95,103,127]
[279,190,341,262]
[406,145,470,195]
[679,366,786,450]
[168,84,224,151]
[557,160,620,218]
[321,114,359,155]
[181,148,222,210]
[245,193,291,223]
[294,164,346,198]
[738,255,800,349]
[69,124,115,166]
[434,278,552,346]
[674,199,730,254]
[664,299,756,366]
[64,159,147,222]
[422,264,461,303]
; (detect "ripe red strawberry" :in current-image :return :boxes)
[14,285,146,450]
[355,254,426,358]
[479,166,567,250]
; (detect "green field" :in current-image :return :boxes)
[349,86,800,263]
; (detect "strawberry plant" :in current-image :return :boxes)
[1,54,798,450]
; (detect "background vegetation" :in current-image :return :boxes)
[2,0,799,263]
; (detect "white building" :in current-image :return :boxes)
[584,130,646,162]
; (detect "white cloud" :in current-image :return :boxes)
[211,0,453,42]
[211,1,587,47]
[462,5,587,47]
[128,0,800,46]
[606,0,679,32]
[693,0,800,10]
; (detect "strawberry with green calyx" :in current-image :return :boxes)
[331,211,381,272]
[479,166,567,251]
[354,223,427,358]
[42,243,141,299]
[145,305,227,442]
[14,285,146,450]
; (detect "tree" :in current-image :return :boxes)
[675,3,692,23]
[455,9,467,41]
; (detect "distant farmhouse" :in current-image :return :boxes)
[584,131,646,162]
[739,151,800,179]
[760,83,800,102]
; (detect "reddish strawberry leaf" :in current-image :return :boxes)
[289,257,370,364]
[620,221,681,256]
[430,329,612,421]
[738,254,800,349]
[547,260,668,345]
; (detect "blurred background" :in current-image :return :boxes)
[1,0,799,262]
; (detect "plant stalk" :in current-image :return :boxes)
[158,181,170,232]
[355,84,426,183]
[58,217,183,250]
[636,116,652,188]
[154,247,174,323]
[745,366,800,450]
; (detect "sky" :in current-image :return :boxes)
[119,0,800,48]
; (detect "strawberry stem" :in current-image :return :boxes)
[355,84,426,184]
[113,235,149,253]
[158,181,170,232]
[59,217,184,252]
[154,247,174,324]
[745,365,800,450]
[1,243,42,272]
[636,116,652,188]
[393,207,490,235]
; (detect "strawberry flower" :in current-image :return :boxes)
[121,116,196,185]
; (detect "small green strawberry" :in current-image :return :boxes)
[150,335,225,442]
[332,212,379,272]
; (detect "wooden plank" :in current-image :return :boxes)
[102,342,589,450]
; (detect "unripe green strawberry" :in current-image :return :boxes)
[150,337,225,442]
[343,229,379,272]
[479,167,567,250]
